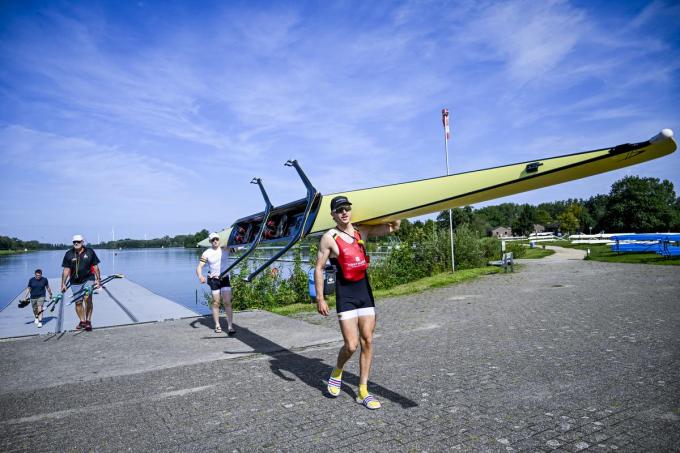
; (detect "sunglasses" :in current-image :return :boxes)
[333,206,352,214]
[73,241,82,244]
[210,238,220,242]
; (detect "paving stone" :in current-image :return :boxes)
[0,253,678,451]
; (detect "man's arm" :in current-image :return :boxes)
[61,268,70,292]
[314,234,334,316]
[46,280,52,298]
[92,265,101,287]
[196,260,206,283]
[357,219,401,240]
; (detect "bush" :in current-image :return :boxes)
[453,224,485,269]
[505,240,526,259]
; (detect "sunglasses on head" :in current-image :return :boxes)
[333,206,352,214]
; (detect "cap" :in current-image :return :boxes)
[330,195,352,211]
[72,234,84,242]
[208,232,220,240]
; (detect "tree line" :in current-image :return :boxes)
[422,175,680,236]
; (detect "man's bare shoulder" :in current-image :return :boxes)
[319,229,336,245]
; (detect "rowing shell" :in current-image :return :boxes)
[202,129,675,280]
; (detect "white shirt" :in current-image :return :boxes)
[200,247,230,278]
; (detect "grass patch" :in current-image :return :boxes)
[268,297,336,316]
[0,250,32,255]
[268,266,502,316]
[372,266,502,298]
[521,247,555,259]
[551,241,680,265]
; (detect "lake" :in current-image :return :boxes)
[0,248,313,315]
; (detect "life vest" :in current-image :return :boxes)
[332,229,369,282]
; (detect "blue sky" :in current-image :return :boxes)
[1,0,679,243]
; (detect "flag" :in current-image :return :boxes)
[442,108,450,140]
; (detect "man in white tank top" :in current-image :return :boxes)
[196,232,235,334]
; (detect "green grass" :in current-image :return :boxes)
[551,241,680,265]
[0,250,32,255]
[267,266,502,316]
[521,247,555,259]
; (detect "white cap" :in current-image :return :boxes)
[208,232,220,241]
[72,234,84,242]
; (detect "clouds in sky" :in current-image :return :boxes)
[1,0,678,242]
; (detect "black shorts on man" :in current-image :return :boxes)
[208,275,230,291]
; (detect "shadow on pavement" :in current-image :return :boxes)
[229,321,418,409]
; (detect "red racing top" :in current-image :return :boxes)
[332,230,369,282]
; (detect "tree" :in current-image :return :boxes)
[556,210,579,234]
[534,209,552,226]
[511,205,535,236]
[436,206,474,230]
[602,176,676,232]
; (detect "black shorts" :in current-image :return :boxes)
[335,276,375,320]
[208,275,230,291]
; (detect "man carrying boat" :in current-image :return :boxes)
[61,235,101,332]
[196,232,235,335]
[23,269,52,328]
[315,195,400,410]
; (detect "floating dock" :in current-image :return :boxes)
[0,276,200,339]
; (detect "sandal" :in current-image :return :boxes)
[227,328,236,336]
[356,394,381,410]
[327,373,342,397]
[214,326,223,333]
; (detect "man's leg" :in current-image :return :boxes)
[326,317,360,396]
[356,314,380,409]
[337,317,360,369]
[357,314,376,385]
[220,288,234,332]
[75,301,85,324]
[211,290,221,331]
[85,294,93,322]
[31,299,39,323]
[36,300,44,323]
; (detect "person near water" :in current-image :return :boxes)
[61,234,101,332]
[314,195,400,410]
[23,269,53,328]
[196,232,235,335]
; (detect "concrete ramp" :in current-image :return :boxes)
[0,276,199,339]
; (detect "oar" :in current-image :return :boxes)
[66,274,124,306]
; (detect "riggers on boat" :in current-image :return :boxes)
[215,129,676,281]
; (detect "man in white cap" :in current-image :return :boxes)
[196,232,235,334]
[61,234,101,332]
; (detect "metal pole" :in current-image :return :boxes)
[442,108,455,272]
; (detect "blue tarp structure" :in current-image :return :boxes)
[610,234,680,257]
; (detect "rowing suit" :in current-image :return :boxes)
[200,247,231,291]
[329,229,375,320]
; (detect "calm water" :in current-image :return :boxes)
[0,248,312,315]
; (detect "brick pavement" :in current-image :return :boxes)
[0,252,678,452]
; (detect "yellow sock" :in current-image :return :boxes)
[357,384,381,409]
[358,384,369,399]
[327,368,343,397]
[331,367,343,379]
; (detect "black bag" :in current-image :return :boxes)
[323,265,336,295]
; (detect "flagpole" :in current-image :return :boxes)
[442,108,455,272]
